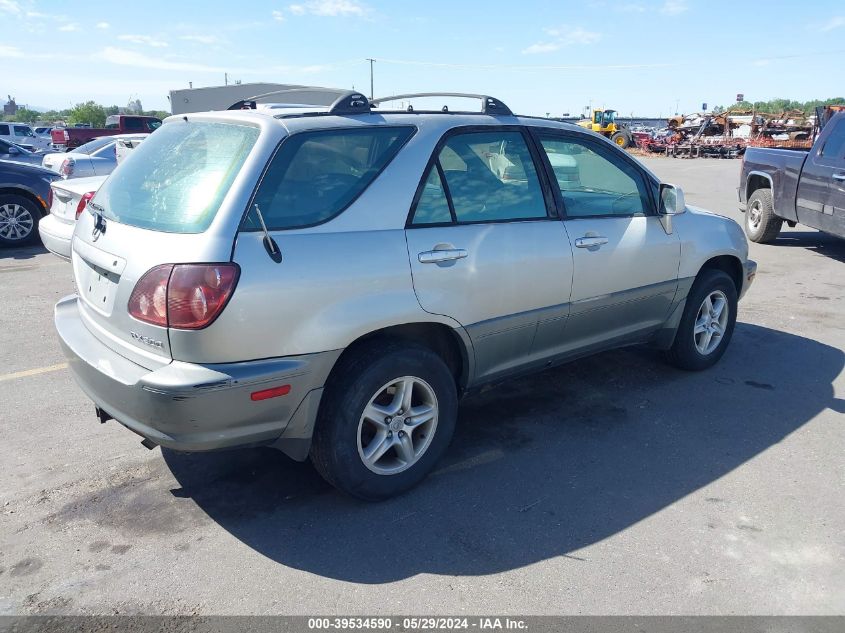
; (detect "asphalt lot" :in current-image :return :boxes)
[1,157,843,615]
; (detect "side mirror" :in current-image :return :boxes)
[659,183,686,215]
[8,146,20,155]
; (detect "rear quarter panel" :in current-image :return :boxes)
[743,147,806,222]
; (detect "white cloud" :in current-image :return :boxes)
[659,0,688,15]
[522,42,561,55]
[96,22,110,29]
[100,47,225,73]
[618,3,646,12]
[180,34,222,44]
[59,23,80,32]
[272,9,284,21]
[0,0,21,16]
[118,34,169,48]
[523,26,601,54]
[0,44,23,57]
[286,0,367,17]
[820,16,845,32]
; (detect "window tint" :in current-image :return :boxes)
[432,130,547,223]
[413,168,452,225]
[247,127,414,230]
[95,121,259,233]
[124,118,144,131]
[821,120,845,159]
[76,137,115,155]
[539,136,651,217]
[0,125,9,135]
[13,126,32,137]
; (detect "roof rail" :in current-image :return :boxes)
[370,93,513,116]
[227,88,370,115]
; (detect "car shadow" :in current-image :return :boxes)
[162,323,843,583]
[772,230,845,263]
[0,243,47,260]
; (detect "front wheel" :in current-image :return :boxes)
[611,132,631,149]
[664,270,738,371]
[0,195,41,248]
[310,341,458,500]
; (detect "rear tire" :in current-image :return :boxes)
[310,340,458,500]
[745,188,782,243]
[0,194,41,248]
[664,270,738,371]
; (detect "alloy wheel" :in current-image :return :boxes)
[694,290,729,355]
[0,203,35,242]
[357,376,439,475]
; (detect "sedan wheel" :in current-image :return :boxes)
[0,202,36,244]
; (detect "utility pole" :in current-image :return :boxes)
[366,58,376,99]
[225,72,228,86]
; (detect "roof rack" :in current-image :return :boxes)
[370,93,513,116]
[228,89,371,115]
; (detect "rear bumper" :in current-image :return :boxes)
[55,294,339,451]
[38,214,73,260]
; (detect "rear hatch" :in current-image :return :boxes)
[69,119,260,369]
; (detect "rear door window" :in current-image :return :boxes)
[246,126,414,230]
[94,120,259,233]
[0,125,9,135]
[410,129,548,225]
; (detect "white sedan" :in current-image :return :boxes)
[38,175,106,259]
[41,137,119,179]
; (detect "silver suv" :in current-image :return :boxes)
[55,92,756,499]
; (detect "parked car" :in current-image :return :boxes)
[42,136,119,179]
[739,108,845,242]
[0,160,58,247]
[38,176,106,259]
[34,126,55,139]
[0,122,52,152]
[50,115,161,151]
[0,139,45,165]
[55,92,756,499]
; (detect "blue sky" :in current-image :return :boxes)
[3,0,844,116]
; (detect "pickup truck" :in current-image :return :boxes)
[50,114,161,151]
[739,109,845,242]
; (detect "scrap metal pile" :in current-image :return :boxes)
[635,109,818,158]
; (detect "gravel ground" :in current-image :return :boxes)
[0,157,843,615]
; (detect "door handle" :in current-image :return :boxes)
[418,248,468,264]
[574,236,609,249]
[833,173,845,181]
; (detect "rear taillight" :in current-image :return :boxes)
[75,191,95,219]
[127,264,239,330]
[60,157,75,177]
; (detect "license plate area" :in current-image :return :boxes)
[77,259,120,315]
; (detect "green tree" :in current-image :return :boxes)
[143,110,170,120]
[67,101,107,127]
[12,108,41,123]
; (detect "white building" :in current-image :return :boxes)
[167,83,349,115]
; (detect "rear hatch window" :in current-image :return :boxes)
[94,121,259,233]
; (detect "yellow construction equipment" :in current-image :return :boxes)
[576,109,633,149]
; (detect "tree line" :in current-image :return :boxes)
[3,101,170,126]
[714,97,845,114]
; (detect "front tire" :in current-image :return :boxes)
[665,270,738,371]
[0,194,41,248]
[310,341,458,500]
[745,188,782,243]
[611,132,631,149]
